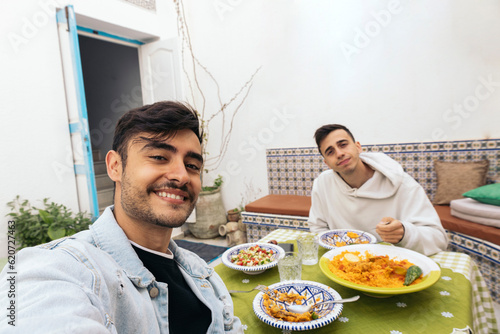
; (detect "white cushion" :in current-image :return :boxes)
[450,198,500,228]
[450,209,500,228]
[450,198,500,219]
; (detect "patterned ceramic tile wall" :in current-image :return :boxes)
[267,139,500,201]
[267,147,326,196]
[447,232,500,303]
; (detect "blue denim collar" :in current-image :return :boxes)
[169,240,214,279]
[90,206,154,288]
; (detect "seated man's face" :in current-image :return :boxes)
[115,129,203,228]
[320,129,362,176]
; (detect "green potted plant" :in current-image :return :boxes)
[6,196,92,249]
[201,174,224,192]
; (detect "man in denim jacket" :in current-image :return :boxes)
[0,101,243,333]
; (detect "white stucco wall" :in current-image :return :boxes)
[0,0,178,257]
[180,0,500,211]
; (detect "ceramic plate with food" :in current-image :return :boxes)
[253,280,343,331]
[221,242,285,274]
[320,244,441,297]
[318,229,377,250]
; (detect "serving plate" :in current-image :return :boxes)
[253,280,343,331]
[318,229,377,250]
[221,242,285,275]
[319,244,441,297]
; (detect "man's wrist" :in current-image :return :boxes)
[397,223,405,244]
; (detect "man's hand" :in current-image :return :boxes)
[376,217,405,244]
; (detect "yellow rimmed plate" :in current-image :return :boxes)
[319,244,441,297]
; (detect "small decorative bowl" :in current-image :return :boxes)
[253,280,343,331]
[318,229,377,250]
[221,242,285,275]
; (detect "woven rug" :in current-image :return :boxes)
[174,239,228,264]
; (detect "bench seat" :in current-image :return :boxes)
[434,204,500,246]
[245,195,310,217]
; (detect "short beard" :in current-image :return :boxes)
[122,201,192,228]
[120,174,196,228]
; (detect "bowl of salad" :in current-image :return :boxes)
[221,242,286,274]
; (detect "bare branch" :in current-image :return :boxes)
[173,0,260,185]
[175,0,206,117]
[207,81,255,171]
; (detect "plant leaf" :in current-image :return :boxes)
[38,209,53,225]
[48,226,66,240]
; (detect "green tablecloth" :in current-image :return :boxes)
[215,229,498,334]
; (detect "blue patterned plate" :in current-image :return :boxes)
[318,229,377,250]
[221,242,285,275]
[253,280,343,331]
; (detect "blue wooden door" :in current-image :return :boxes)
[56,6,99,219]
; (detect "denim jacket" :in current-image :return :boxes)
[0,207,243,333]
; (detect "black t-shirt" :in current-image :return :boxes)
[132,245,212,333]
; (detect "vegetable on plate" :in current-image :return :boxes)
[230,245,275,267]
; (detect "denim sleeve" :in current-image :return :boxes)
[0,246,115,333]
[209,270,244,333]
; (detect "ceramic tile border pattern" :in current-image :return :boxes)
[447,231,500,303]
[243,138,500,302]
[242,212,309,242]
[266,139,499,198]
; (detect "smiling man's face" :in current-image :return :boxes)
[113,129,203,229]
[319,129,363,178]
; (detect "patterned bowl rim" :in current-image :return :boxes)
[221,242,285,272]
[318,229,377,250]
[252,280,343,331]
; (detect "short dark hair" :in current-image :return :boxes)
[112,101,203,166]
[314,124,355,154]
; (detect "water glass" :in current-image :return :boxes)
[297,233,319,265]
[278,252,302,282]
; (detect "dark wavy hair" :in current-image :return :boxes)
[112,101,203,167]
[314,124,355,155]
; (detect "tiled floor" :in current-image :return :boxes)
[176,232,500,327]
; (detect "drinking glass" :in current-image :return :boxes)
[278,252,302,281]
[297,233,319,265]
